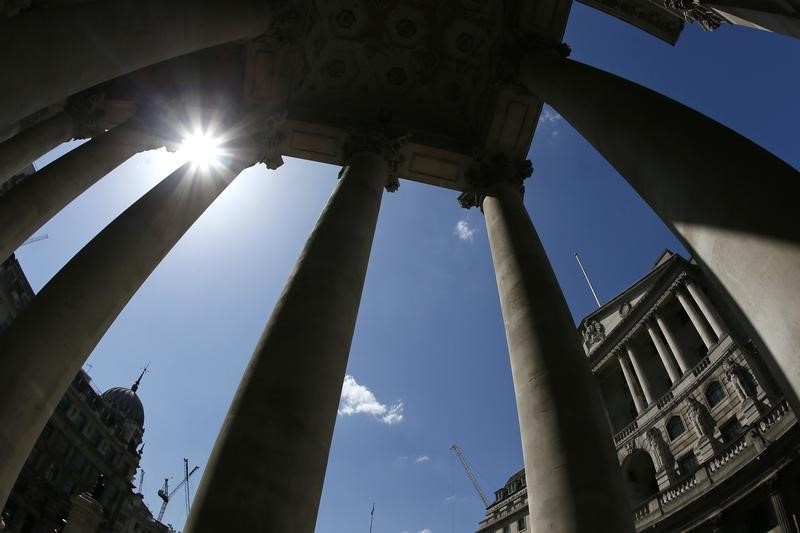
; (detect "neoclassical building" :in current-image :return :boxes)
[0,1,799,532]
[479,251,800,532]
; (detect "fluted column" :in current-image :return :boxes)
[0,0,271,129]
[656,314,690,374]
[0,132,259,509]
[466,156,631,532]
[185,136,399,533]
[0,111,74,186]
[518,51,800,411]
[685,279,726,340]
[767,478,794,533]
[646,318,680,384]
[0,118,162,263]
[626,344,654,404]
[619,352,645,414]
[676,287,716,349]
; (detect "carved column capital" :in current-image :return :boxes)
[252,111,288,170]
[343,130,409,192]
[497,32,571,89]
[458,152,533,209]
[64,90,107,139]
[664,1,724,31]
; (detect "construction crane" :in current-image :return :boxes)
[450,443,490,507]
[20,234,48,247]
[157,463,199,521]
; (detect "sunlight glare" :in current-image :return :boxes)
[179,132,222,169]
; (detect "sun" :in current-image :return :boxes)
[178,132,222,169]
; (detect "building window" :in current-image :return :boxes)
[719,417,744,444]
[666,416,685,440]
[44,464,59,483]
[57,396,71,412]
[71,453,88,473]
[705,381,726,408]
[54,435,72,457]
[72,412,87,431]
[677,452,699,477]
[62,480,76,496]
[517,516,527,531]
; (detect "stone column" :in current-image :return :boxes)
[0,111,74,186]
[646,319,680,384]
[676,287,716,350]
[627,344,654,405]
[0,135,258,509]
[469,157,632,532]
[656,313,690,374]
[0,0,272,129]
[0,118,162,263]
[685,279,726,340]
[619,352,645,414]
[768,478,794,533]
[185,137,398,533]
[518,52,800,411]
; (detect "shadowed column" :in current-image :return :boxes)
[0,0,271,129]
[619,352,646,414]
[0,118,164,263]
[467,158,632,532]
[0,112,74,185]
[185,145,395,533]
[519,52,800,410]
[0,137,258,509]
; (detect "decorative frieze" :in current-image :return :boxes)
[253,111,289,170]
[663,0,725,31]
[64,90,107,140]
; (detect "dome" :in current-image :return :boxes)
[101,386,145,427]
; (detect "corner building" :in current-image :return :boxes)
[480,251,800,533]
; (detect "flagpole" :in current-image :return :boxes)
[575,253,602,308]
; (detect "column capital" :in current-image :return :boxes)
[343,130,409,192]
[664,1,724,31]
[496,33,571,89]
[252,111,288,170]
[458,152,532,209]
[64,90,107,140]
[668,272,689,293]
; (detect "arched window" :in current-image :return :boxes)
[705,381,726,408]
[666,416,685,440]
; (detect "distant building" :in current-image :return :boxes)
[0,259,167,533]
[479,251,800,533]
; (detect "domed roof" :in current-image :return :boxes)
[101,368,147,427]
[102,387,145,426]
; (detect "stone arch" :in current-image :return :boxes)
[621,449,659,505]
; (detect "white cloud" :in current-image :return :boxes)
[444,495,457,502]
[420,529,433,533]
[538,107,562,124]
[454,219,476,242]
[339,375,404,424]
[415,455,430,463]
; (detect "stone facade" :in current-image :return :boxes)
[480,251,800,532]
[0,263,167,533]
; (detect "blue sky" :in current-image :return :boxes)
[15,4,800,532]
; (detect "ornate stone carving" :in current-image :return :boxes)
[723,359,758,402]
[686,395,716,438]
[619,302,632,317]
[664,0,725,31]
[458,152,533,209]
[645,427,676,472]
[64,90,106,139]
[253,111,289,170]
[582,319,606,347]
[342,130,409,192]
